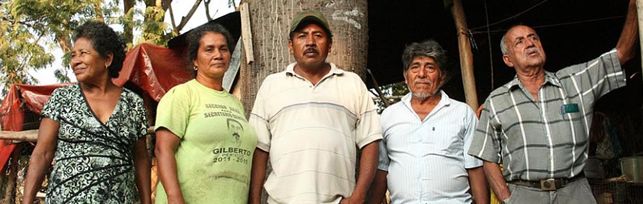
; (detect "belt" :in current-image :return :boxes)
[508,173,585,191]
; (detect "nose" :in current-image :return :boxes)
[305,34,316,46]
[70,54,81,67]
[212,48,224,59]
[525,38,535,47]
[417,67,427,77]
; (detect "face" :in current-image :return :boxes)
[193,32,231,80]
[70,38,112,82]
[288,23,332,69]
[405,56,444,100]
[502,25,546,70]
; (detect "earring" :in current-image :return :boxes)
[194,66,198,71]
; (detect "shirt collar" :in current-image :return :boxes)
[506,70,561,91]
[402,90,451,113]
[285,62,345,77]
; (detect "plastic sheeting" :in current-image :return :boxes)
[114,43,192,101]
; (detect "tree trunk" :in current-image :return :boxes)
[242,0,369,114]
[123,0,135,43]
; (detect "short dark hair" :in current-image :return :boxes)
[73,21,125,78]
[187,23,234,63]
[401,39,448,74]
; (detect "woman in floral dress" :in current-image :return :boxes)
[22,21,151,204]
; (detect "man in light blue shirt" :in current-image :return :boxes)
[369,40,488,204]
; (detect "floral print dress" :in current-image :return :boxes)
[40,85,147,204]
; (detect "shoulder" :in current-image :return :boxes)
[49,84,79,100]
[121,88,144,104]
[381,101,405,120]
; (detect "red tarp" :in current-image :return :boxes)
[0,43,191,168]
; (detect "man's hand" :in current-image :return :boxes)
[340,196,364,204]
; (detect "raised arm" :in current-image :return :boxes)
[616,0,639,64]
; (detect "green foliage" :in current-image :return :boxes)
[0,0,174,95]
[372,81,409,113]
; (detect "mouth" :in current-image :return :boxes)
[209,61,228,68]
[526,48,539,56]
[303,48,319,56]
[73,67,86,74]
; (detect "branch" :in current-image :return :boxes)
[176,0,203,32]
[168,2,177,33]
[204,0,214,21]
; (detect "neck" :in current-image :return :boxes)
[516,66,545,100]
[410,91,442,120]
[80,75,115,94]
[294,62,331,85]
[196,74,224,91]
[410,92,441,106]
[516,66,545,84]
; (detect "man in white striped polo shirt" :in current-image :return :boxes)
[248,10,382,204]
[370,40,489,204]
[468,0,638,203]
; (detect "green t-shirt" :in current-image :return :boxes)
[154,80,257,204]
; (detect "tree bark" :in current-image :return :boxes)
[123,0,135,43]
[242,0,369,114]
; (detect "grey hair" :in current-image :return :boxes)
[401,39,447,73]
[500,34,509,55]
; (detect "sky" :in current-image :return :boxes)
[28,0,237,85]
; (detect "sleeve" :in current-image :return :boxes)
[40,87,64,122]
[467,99,503,163]
[377,124,390,171]
[355,78,383,148]
[249,78,272,152]
[463,106,483,169]
[561,49,626,101]
[154,86,190,139]
[132,94,149,139]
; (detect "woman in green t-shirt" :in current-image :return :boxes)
[154,23,257,204]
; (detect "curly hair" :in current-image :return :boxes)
[73,21,125,78]
[187,23,234,64]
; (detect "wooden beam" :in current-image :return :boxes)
[0,130,38,142]
[637,0,643,80]
[451,0,479,110]
[240,2,254,64]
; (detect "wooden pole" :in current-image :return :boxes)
[0,130,38,142]
[451,0,479,110]
[637,0,643,80]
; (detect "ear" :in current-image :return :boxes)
[104,52,114,68]
[502,54,514,68]
[288,40,293,53]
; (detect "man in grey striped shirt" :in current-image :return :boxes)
[468,0,638,203]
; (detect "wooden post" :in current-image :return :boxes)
[637,0,643,79]
[451,0,479,110]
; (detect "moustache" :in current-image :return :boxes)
[414,79,433,85]
[304,48,319,54]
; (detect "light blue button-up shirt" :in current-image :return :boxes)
[378,91,482,204]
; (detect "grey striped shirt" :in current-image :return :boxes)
[468,49,626,181]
